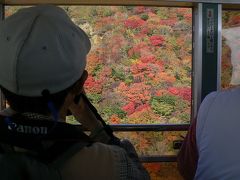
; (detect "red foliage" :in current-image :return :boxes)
[122,102,136,115]
[168,87,191,101]
[140,55,156,63]
[229,15,240,26]
[184,13,192,22]
[135,103,150,112]
[84,75,103,93]
[149,35,165,46]
[144,163,161,172]
[128,42,150,58]
[179,88,191,101]
[156,60,164,69]
[130,61,162,83]
[168,87,179,95]
[159,19,177,26]
[117,82,151,105]
[124,16,145,29]
[140,27,149,34]
[130,62,149,74]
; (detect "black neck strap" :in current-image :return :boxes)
[0,114,92,153]
[0,93,120,160]
[81,94,120,145]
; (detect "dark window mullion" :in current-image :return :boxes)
[109,124,189,132]
[140,155,177,163]
[0,4,6,111]
[0,4,3,20]
[76,124,189,132]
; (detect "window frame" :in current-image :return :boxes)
[1,1,238,162]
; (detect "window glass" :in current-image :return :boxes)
[5,6,192,125]
[65,6,192,125]
[115,131,186,156]
[222,11,240,89]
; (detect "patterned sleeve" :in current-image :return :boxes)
[114,139,150,180]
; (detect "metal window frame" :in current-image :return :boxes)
[0,1,226,163]
[1,5,194,129]
[0,3,192,163]
[2,0,240,7]
[217,4,222,90]
[76,124,189,162]
[192,3,203,119]
[76,124,188,162]
[78,124,189,132]
[140,155,177,163]
[0,4,3,20]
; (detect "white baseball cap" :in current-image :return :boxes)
[0,5,91,96]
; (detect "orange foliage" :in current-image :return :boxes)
[153,72,176,84]
[109,114,121,124]
[117,82,151,104]
[155,89,168,96]
[229,15,240,26]
[86,53,102,73]
[145,163,161,172]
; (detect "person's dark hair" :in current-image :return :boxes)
[0,84,76,114]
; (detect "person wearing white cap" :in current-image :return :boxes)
[0,5,150,180]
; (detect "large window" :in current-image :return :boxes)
[4,6,192,179]
[63,6,192,125]
[222,11,240,89]
[5,6,192,125]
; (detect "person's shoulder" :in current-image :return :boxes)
[60,142,123,180]
[210,87,240,102]
[219,86,240,95]
[65,142,123,162]
[202,87,240,103]
[201,91,218,106]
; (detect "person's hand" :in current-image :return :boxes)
[69,96,102,131]
[69,95,111,143]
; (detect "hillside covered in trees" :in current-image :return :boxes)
[5,6,192,125]
[63,6,192,125]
